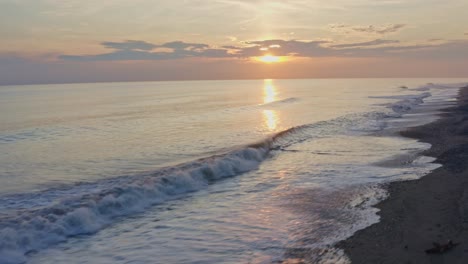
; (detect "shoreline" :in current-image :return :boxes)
[338,85,468,263]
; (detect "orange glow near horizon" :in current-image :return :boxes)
[257,54,284,63]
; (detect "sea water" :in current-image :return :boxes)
[0,79,465,263]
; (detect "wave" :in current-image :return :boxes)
[260,97,299,107]
[0,90,434,263]
[370,92,432,115]
[412,82,468,91]
[0,144,271,263]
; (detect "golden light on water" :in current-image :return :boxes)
[263,79,277,104]
[262,79,279,131]
[263,109,278,131]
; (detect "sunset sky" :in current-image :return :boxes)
[1,0,468,85]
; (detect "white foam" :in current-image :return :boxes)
[370,92,432,116]
[320,83,463,263]
[413,82,468,91]
[317,248,351,264]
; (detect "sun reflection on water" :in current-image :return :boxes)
[263,110,278,131]
[263,79,277,104]
[262,79,279,131]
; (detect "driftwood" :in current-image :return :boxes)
[425,240,459,254]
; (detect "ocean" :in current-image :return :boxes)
[0,79,465,264]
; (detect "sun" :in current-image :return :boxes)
[257,54,283,63]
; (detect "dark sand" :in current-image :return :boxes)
[338,86,468,263]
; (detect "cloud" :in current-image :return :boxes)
[330,23,406,34]
[101,40,157,51]
[60,40,233,61]
[160,41,209,50]
[329,24,348,30]
[60,39,332,60]
[331,39,400,48]
[237,39,468,60]
[354,24,406,34]
[59,38,468,61]
[231,39,435,58]
[238,39,332,57]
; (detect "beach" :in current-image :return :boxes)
[339,86,468,263]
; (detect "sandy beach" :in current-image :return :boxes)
[339,85,468,263]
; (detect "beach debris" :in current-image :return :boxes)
[425,240,459,254]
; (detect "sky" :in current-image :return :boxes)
[1,0,468,85]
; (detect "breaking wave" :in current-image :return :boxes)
[370,92,432,115]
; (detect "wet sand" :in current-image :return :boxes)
[339,86,468,263]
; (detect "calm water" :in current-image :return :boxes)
[0,79,464,263]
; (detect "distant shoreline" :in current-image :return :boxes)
[339,85,468,263]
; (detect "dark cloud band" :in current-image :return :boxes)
[60,38,468,61]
